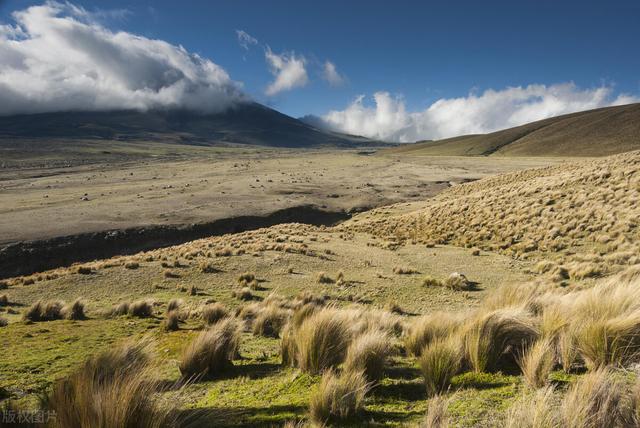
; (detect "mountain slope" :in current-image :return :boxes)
[385,103,640,157]
[0,102,368,148]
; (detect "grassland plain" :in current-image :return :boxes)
[2,151,640,427]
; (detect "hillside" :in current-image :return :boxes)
[0,102,368,148]
[3,151,640,426]
[384,103,640,157]
[345,150,640,277]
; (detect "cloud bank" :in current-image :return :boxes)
[264,47,308,96]
[0,2,245,116]
[322,83,639,142]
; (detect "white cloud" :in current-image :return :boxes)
[322,61,345,86]
[322,83,639,142]
[264,47,308,96]
[236,29,257,50]
[0,2,245,116]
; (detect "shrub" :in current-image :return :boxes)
[405,312,463,356]
[292,308,352,374]
[129,300,154,318]
[462,308,538,373]
[179,318,240,380]
[309,369,369,425]
[421,395,450,428]
[163,311,180,332]
[252,306,289,338]
[43,340,176,428]
[63,299,86,320]
[419,337,462,396]
[505,387,559,428]
[344,330,392,382]
[202,303,229,325]
[518,338,555,389]
[561,368,628,428]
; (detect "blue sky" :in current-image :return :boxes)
[1,0,639,141]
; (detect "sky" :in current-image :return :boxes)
[0,0,639,141]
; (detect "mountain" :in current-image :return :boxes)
[0,102,372,148]
[384,103,640,157]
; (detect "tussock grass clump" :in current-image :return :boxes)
[422,276,443,287]
[252,306,289,338]
[199,262,220,273]
[124,261,139,270]
[63,299,86,320]
[232,287,254,301]
[0,317,7,327]
[163,270,180,279]
[344,330,392,382]
[393,266,417,275]
[44,340,176,428]
[561,368,628,428]
[0,294,8,306]
[421,395,450,428]
[316,272,334,284]
[112,301,130,317]
[518,338,555,389]
[76,265,93,275]
[462,308,538,373]
[505,387,559,428]
[290,308,352,374]
[202,302,229,325]
[129,300,154,318]
[163,311,180,332]
[167,298,182,313]
[23,300,64,322]
[179,318,240,380]
[309,369,369,425]
[237,272,255,284]
[419,337,462,397]
[405,312,463,356]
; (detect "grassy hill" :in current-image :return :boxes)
[3,151,640,426]
[385,103,640,157]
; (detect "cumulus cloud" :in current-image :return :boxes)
[264,47,308,96]
[322,83,639,142]
[0,2,245,116]
[322,61,345,86]
[236,29,257,50]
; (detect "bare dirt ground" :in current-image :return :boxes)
[0,146,563,244]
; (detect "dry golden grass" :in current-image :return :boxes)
[44,339,176,428]
[202,302,229,325]
[308,369,369,425]
[421,395,450,428]
[461,308,538,373]
[290,308,352,374]
[419,336,462,397]
[343,330,393,382]
[179,318,240,380]
[505,386,559,428]
[405,312,463,357]
[561,368,629,428]
[518,338,555,389]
